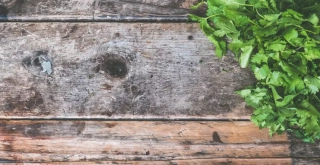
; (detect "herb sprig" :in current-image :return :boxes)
[190,0,320,142]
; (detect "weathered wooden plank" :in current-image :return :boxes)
[94,0,199,21]
[1,158,294,165]
[287,132,320,159]
[0,23,255,119]
[290,142,320,158]
[1,0,94,21]
[292,159,320,165]
[0,121,289,162]
[0,0,200,21]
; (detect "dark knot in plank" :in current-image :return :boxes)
[95,53,128,79]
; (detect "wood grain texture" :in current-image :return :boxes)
[1,158,294,165]
[0,0,200,21]
[94,0,198,17]
[287,132,320,159]
[290,141,320,158]
[0,23,255,119]
[1,0,94,21]
[0,121,289,162]
[292,159,320,165]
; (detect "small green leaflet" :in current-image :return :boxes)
[208,34,226,58]
[254,65,271,80]
[240,46,253,68]
[190,1,204,10]
[308,14,319,27]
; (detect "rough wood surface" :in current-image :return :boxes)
[0,0,200,21]
[287,132,320,158]
[0,23,255,119]
[290,142,320,158]
[292,159,320,165]
[3,159,319,165]
[1,158,294,165]
[0,121,289,162]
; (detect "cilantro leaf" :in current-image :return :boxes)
[254,65,271,80]
[240,46,254,68]
[308,14,319,27]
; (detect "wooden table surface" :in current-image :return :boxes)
[0,0,319,164]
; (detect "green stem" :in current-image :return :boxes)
[295,25,316,34]
[255,8,264,19]
[205,14,220,20]
[248,19,260,27]
[232,2,254,7]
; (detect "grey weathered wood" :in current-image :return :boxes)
[0,23,254,119]
[287,132,320,159]
[1,0,94,21]
[0,121,289,162]
[290,142,320,158]
[94,0,198,18]
[293,159,320,165]
[0,0,200,21]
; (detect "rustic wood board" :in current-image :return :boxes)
[0,121,289,162]
[287,132,320,159]
[292,159,320,165]
[0,0,201,21]
[290,141,320,158]
[0,23,255,119]
[0,159,295,165]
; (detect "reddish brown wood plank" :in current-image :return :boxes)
[0,121,289,162]
[1,158,294,165]
[0,0,200,21]
[0,23,254,119]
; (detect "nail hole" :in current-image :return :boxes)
[115,33,120,37]
[150,74,153,78]
[188,35,194,40]
[146,151,150,155]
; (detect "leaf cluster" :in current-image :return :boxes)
[190,0,320,142]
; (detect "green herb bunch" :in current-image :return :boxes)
[190,0,320,142]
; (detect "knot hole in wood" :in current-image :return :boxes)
[95,53,128,79]
[21,51,53,75]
